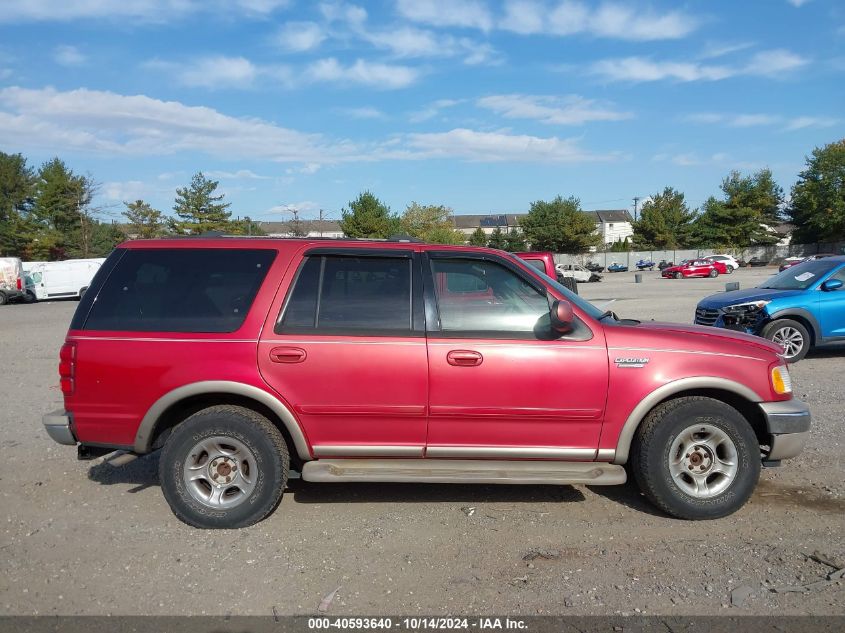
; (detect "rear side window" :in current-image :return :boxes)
[277,255,412,335]
[84,248,276,332]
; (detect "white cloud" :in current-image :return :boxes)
[206,169,271,180]
[396,0,493,31]
[54,45,86,66]
[360,26,500,65]
[499,1,698,41]
[340,106,385,119]
[591,49,809,82]
[699,41,754,60]
[275,21,326,52]
[409,98,464,123]
[477,94,632,125]
[102,180,158,202]
[319,2,367,26]
[783,116,839,130]
[175,56,259,89]
[306,58,420,89]
[684,112,781,127]
[402,128,616,162]
[787,0,811,7]
[0,0,289,22]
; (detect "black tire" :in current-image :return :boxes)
[673,272,683,279]
[631,396,760,520]
[159,405,289,529]
[0,291,7,306]
[761,318,811,363]
[708,268,718,277]
[23,290,36,303]
[726,265,734,274]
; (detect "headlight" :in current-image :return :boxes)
[771,365,793,394]
[723,300,770,314]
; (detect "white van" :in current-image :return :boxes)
[24,258,106,301]
[0,257,26,305]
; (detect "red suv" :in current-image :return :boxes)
[43,238,810,528]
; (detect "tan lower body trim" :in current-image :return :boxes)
[312,445,424,458]
[425,446,596,460]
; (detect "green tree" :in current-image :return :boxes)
[169,172,232,235]
[519,196,601,253]
[468,226,487,246]
[632,187,696,249]
[788,139,845,243]
[609,237,630,252]
[227,217,266,236]
[89,221,126,256]
[339,191,398,238]
[0,152,36,256]
[487,227,506,249]
[691,197,777,248]
[400,202,463,244]
[503,228,526,252]
[721,169,784,225]
[123,199,167,239]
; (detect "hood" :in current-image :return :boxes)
[634,321,783,356]
[697,287,803,309]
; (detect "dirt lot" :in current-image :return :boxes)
[1,267,843,616]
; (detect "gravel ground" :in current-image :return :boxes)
[1,266,843,616]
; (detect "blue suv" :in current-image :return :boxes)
[695,256,845,362]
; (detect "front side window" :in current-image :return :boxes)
[84,248,276,332]
[431,258,550,335]
[277,255,412,334]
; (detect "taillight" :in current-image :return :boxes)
[16,277,22,291]
[59,342,77,396]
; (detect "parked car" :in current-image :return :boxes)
[657,260,674,271]
[746,257,769,268]
[607,262,628,272]
[661,260,727,279]
[778,253,837,272]
[585,261,605,273]
[556,263,601,283]
[516,251,578,294]
[0,257,27,305]
[23,258,106,301]
[635,259,655,271]
[695,256,845,362]
[43,237,810,528]
[705,254,739,273]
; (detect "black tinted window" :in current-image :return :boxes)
[278,255,412,334]
[84,248,275,332]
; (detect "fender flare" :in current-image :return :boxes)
[611,377,763,465]
[766,308,821,342]
[133,380,312,460]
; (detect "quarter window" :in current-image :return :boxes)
[277,255,413,334]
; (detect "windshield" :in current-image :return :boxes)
[531,269,607,320]
[759,259,840,290]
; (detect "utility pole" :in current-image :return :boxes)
[318,208,325,237]
[632,197,641,222]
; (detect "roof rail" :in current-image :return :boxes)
[387,234,424,243]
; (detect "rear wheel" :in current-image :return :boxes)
[159,405,289,529]
[631,396,760,520]
[674,272,683,279]
[708,269,719,278]
[0,291,7,306]
[23,291,36,303]
[762,318,810,363]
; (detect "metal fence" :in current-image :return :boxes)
[552,241,845,268]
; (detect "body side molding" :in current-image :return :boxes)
[133,380,312,460]
[610,377,763,465]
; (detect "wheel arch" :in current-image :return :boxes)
[133,381,312,464]
[766,309,819,346]
[611,377,765,465]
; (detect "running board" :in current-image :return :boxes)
[301,459,626,486]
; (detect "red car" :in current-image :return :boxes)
[43,238,809,528]
[662,259,727,279]
[778,253,837,272]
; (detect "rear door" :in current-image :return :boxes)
[819,265,845,339]
[258,248,429,457]
[423,252,608,459]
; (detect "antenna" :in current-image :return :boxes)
[632,196,641,222]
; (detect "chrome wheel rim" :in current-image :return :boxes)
[668,424,738,499]
[182,436,258,509]
[772,326,804,359]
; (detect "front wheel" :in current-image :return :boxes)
[762,318,810,363]
[159,405,289,529]
[674,272,683,279]
[726,265,735,274]
[631,396,760,520]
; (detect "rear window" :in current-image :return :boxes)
[83,248,275,332]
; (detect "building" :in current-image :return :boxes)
[257,220,344,238]
[452,210,633,246]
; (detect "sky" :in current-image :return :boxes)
[0,0,843,225]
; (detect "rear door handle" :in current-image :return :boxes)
[446,350,483,367]
[269,346,307,364]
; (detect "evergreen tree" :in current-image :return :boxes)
[519,196,601,253]
[487,227,506,249]
[339,191,398,238]
[691,197,778,248]
[788,139,845,243]
[468,226,487,246]
[503,228,526,252]
[169,172,232,235]
[400,202,463,244]
[632,187,696,249]
[720,169,784,226]
[123,199,166,239]
[32,158,92,235]
[0,152,36,256]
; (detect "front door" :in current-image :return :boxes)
[258,249,428,458]
[819,265,845,339]
[423,253,608,460]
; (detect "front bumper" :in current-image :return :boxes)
[759,400,811,461]
[42,409,77,445]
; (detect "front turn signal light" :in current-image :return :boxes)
[771,365,792,395]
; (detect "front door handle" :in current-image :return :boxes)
[269,346,307,364]
[447,350,483,367]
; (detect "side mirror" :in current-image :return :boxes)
[822,279,843,292]
[550,299,574,333]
